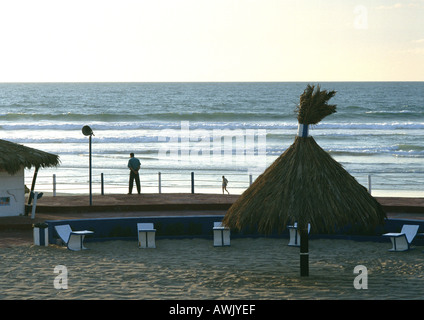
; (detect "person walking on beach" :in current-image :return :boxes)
[128,153,141,194]
[222,176,229,194]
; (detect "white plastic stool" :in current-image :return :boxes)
[288,222,311,247]
[137,223,156,248]
[213,222,230,246]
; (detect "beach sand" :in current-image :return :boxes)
[1,194,424,300]
[1,237,423,300]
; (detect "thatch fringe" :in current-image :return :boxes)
[296,84,336,125]
[0,139,60,175]
[222,137,386,234]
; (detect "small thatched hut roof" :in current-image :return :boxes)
[0,139,60,175]
[222,84,386,234]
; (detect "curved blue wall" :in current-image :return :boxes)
[46,215,424,245]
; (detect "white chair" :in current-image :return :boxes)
[287,222,311,247]
[213,222,230,247]
[54,224,94,251]
[137,223,156,248]
[382,224,420,252]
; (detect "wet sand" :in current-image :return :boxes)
[1,237,423,300]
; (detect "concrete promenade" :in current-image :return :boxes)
[1,193,424,229]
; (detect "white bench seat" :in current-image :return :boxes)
[137,223,156,248]
[213,222,230,246]
[287,222,311,247]
[55,224,93,251]
[383,224,419,252]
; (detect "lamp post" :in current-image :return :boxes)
[82,125,94,206]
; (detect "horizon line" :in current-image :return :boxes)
[1,80,423,84]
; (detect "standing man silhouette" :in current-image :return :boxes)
[128,152,141,194]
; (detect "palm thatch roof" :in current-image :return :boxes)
[0,139,60,175]
[222,84,386,234]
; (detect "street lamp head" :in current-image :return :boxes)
[82,125,94,136]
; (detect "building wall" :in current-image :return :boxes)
[0,168,25,217]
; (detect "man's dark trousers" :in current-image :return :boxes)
[129,171,141,194]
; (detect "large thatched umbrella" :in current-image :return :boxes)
[0,139,60,207]
[222,84,386,276]
[0,139,60,175]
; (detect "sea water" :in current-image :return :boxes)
[0,82,423,196]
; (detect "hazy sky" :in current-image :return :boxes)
[1,0,423,82]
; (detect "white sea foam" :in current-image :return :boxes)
[0,82,423,195]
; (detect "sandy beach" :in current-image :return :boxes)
[1,237,423,300]
[1,194,424,301]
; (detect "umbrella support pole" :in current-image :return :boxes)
[25,166,39,216]
[300,228,309,277]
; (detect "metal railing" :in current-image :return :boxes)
[25,170,259,196]
[24,169,424,197]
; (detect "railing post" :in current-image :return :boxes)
[368,174,372,194]
[101,173,104,195]
[158,172,162,194]
[53,174,56,197]
[191,172,194,194]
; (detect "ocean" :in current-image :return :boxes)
[0,82,423,197]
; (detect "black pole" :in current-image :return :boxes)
[191,172,194,194]
[299,225,309,277]
[101,173,104,196]
[82,125,94,206]
[89,134,92,206]
[26,166,40,215]
[27,166,39,206]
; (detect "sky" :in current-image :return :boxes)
[0,0,423,82]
